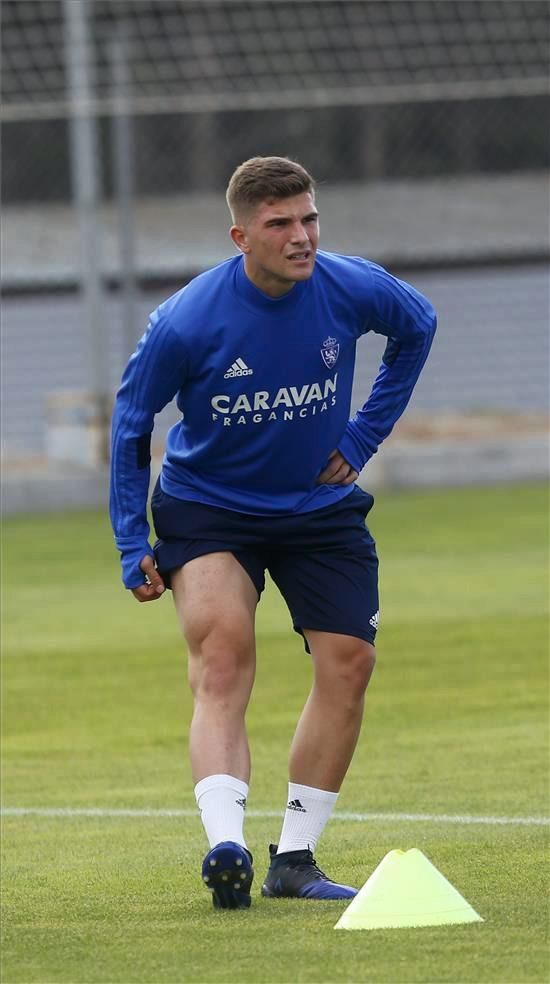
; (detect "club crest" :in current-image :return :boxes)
[321,336,340,368]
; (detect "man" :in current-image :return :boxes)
[110,156,436,909]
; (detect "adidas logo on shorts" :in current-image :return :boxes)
[224,357,253,378]
[369,610,380,629]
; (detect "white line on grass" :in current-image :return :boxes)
[1,807,548,826]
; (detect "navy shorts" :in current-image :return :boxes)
[151,481,379,651]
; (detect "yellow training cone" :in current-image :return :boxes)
[334,849,484,930]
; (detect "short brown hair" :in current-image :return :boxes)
[226,156,315,221]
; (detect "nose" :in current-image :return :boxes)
[290,221,310,244]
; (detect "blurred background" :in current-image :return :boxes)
[2,0,549,512]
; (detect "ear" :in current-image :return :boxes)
[230,224,250,254]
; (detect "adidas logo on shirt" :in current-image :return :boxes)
[287,799,307,813]
[224,357,253,378]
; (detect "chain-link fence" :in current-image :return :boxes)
[2,0,549,202]
[1,0,549,486]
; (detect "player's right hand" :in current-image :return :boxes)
[131,555,166,603]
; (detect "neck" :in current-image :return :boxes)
[243,256,296,298]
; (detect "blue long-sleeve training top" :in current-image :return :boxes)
[110,250,436,587]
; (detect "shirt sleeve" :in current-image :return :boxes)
[109,308,188,588]
[337,262,437,473]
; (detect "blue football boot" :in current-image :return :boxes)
[261,843,357,900]
[201,841,253,909]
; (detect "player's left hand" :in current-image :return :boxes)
[316,449,358,486]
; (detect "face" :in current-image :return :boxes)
[230,191,319,297]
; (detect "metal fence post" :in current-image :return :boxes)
[63,0,109,465]
[110,29,139,361]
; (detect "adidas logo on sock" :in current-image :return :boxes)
[224,357,253,378]
[235,797,247,810]
[287,799,307,812]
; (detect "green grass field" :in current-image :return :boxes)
[1,482,548,983]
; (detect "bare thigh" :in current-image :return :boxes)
[171,552,259,669]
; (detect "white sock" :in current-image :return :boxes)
[276,782,339,855]
[194,774,249,850]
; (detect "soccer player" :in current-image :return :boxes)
[110,156,436,909]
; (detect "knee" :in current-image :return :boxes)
[348,641,376,694]
[328,639,376,697]
[194,657,248,701]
